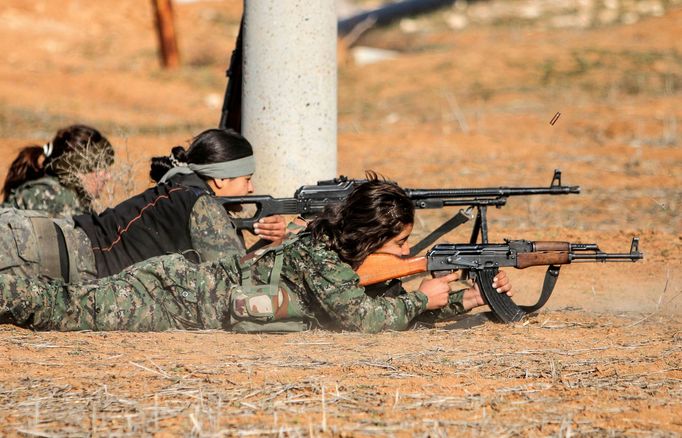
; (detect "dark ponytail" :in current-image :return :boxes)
[309,172,415,269]
[149,128,253,183]
[149,146,187,183]
[2,145,45,201]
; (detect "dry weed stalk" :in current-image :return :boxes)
[56,136,141,213]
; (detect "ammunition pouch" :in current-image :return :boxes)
[229,241,309,333]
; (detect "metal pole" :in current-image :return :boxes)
[242,0,337,196]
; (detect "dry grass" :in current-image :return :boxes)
[0,0,681,436]
[90,141,145,213]
[1,310,681,436]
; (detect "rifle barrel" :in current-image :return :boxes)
[571,253,644,262]
[405,185,580,199]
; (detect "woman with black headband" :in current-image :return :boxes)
[0,128,286,283]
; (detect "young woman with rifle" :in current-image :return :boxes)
[0,173,512,332]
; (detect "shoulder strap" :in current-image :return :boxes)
[29,216,68,280]
[241,243,285,292]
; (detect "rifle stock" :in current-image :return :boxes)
[355,250,574,285]
[356,254,427,286]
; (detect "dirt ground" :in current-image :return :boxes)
[0,0,681,436]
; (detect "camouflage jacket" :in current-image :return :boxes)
[0,253,240,331]
[250,234,468,333]
[189,194,245,263]
[162,172,246,262]
[0,184,243,282]
[3,175,88,217]
[0,234,466,333]
[75,182,245,277]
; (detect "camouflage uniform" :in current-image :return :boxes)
[0,234,468,332]
[0,208,97,281]
[0,254,239,331]
[248,234,467,333]
[189,195,245,263]
[3,176,89,218]
[0,191,243,282]
[168,172,246,260]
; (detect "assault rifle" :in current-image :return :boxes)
[221,170,580,256]
[356,238,644,323]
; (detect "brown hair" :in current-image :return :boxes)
[308,171,415,269]
[2,146,45,201]
[2,124,114,203]
[45,124,114,177]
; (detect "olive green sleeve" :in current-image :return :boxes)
[189,195,246,263]
[413,289,469,324]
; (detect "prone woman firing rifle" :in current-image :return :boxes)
[219,169,580,255]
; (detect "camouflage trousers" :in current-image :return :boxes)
[0,254,240,331]
[0,208,96,282]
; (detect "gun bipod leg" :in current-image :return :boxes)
[469,206,489,244]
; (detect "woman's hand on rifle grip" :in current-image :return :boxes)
[418,271,462,310]
[492,270,513,296]
[253,215,287,242]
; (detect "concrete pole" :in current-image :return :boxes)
[242,0,337,197]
